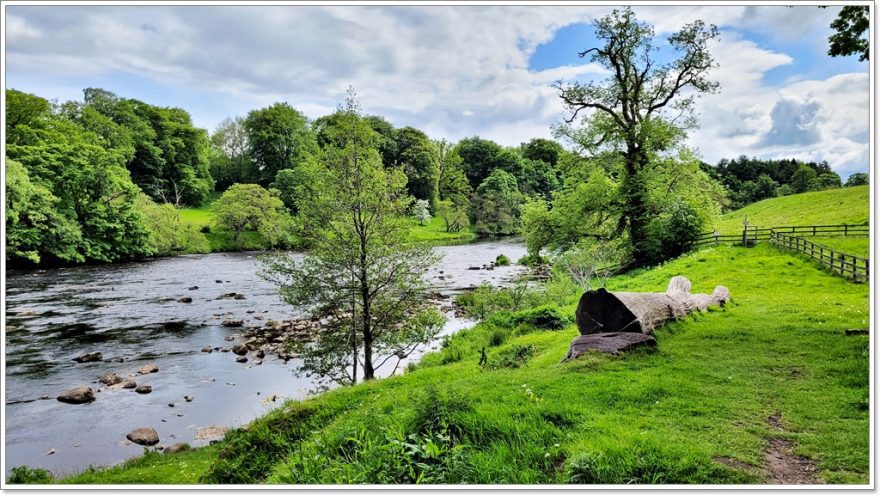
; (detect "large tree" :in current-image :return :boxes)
[260,91,444,385]
[244,102,317,186]
[395,127,440,209]
[553,8,719,265]
[210,116,253,190]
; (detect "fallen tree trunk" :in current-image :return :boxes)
[574,276,731,336]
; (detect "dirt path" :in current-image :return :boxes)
[763,411,819,484]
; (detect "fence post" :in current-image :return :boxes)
[844,224,848,236]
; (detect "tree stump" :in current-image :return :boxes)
[575,276,730,335]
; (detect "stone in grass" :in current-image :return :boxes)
[126,427,159,446]
[163,442,191,454]
[563,332,657,361]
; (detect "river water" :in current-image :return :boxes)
[3,239,527,477]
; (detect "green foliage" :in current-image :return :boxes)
[8,465,54,484]
[456,136,505,189]
[494,254,510,266]
[845,173,868,187]
[5,158,82,264]
[552,240,625,291]
[828,5,869,61]
[812,172,842,190]
[487,344,535,369]
[396,127,440,209]
[245,102,317,186]
[260,90,444,384]
[365,115,399,167]
[135,194,210,255]
[520,138,564,168]
[508,305,569,330]
[271,167,307,212]
[209,116,253,190]
[212,184,292,247]
[644,200,705,264]
[790,165,818,194]
[712,156,838,210]
[435,200,470,234]
[471,169,523,235]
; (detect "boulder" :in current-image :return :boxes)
[235,356,248,363]
[195,424,228,440]
[163,442,190,454]
[234,294,246,300]
[184,395,194,402]
[232,343,249,356]
[119,379,137,389]
[135,385,152,394]
[217,292,245,300]
[17,310,39,317]
[201,346,213,353]
[251,358,263,366]
[178,297,193,304]
[73,352,103,363]
[126,427,160,446]
[138,364,159,374]
[224,335,235,341]
[222,320,244,328]
[563,332,657,360]
[99,372,123,386]
[255,349,265,359]
[188,286,199,291]
[57,386,95,404]
[215,280,223,283]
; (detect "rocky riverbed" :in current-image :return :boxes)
[4,239,527,477]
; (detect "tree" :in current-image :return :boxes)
[244,103,317,186]
[213,183,286,246]
[436,199,469,233]
[471,169,523,235]
[5,158,82,264]
[753,174,779,201]
[365,115,399,167]
[553,8,719,265]
[828,6,869,61]
[845,172,869,187]
[135,194,210,255]
[521,138,564,168]
[210,116,253,190]
[395,127,440,209]
[790,165,818,193]
[811,172,842,190]
[260,90,444,385]
[456,136,505,189]
[412,199,432,225]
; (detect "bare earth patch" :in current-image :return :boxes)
[763,411,819,485]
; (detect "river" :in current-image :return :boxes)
[3,239,527,477]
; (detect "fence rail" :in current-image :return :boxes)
[692,222,870,282]
[769,230,869,282]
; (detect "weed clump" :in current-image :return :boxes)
[8,466,54,484]
[489,344,536,369]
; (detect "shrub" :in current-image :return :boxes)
[643,201,704,264]
[8,466,54,484]
[488,328,507,346]
[518,253,547,266]
[510,305,569,330]
[495,254,511,266]
[488,344,536,369]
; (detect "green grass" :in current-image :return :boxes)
[714,186,869,234]
[178,204,214,229]
[38,243,868,485]
[802,237,870,259]
[408,215,477,243]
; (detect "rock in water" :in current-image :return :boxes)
[178,297,193,304]
[231,343,248,356]
[222,320,244,328]
[99,372,123,386]
[138,364,159,374]
[188,286,199,291]
[118,379,137,389]
[73,352,102,363]
[235,356,248,363]
[135,385,152,394]
[201,346,213,353]
[563,332,657,360]
[57,386,95,404]
[184,395,194,402]
[126,427,160,446]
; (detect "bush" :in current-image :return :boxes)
[488,344,535,369]
[510,305,569,330]
[518,253,547,266]
[488,328,507,346]
[8,466,54,484]
[495,254,510,266]
[643,201,704,264]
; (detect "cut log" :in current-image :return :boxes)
[575,276,730,335]
[563,332,657,360]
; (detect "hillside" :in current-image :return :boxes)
[713,186,869,235]
[44,243,868,485]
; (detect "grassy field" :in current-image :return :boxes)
[408,216,477,243]
[38,242,868,485]
[802,237,871,259]
[713,186,869,235]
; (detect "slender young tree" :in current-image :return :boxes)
[553,7,719,265]
[261,89,444,385]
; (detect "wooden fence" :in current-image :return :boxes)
[769,230,869,282]
[693,223,869,248]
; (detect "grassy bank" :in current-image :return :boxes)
[32,242,868,485]
[714,186,869,234]
[802,237,870,259]
[408,216,477,243]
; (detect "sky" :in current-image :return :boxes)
[4,4,871,178]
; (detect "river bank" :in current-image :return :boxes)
[4,239,527,477]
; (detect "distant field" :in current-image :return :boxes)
[408,215,477,243]
[713,186,869,235]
